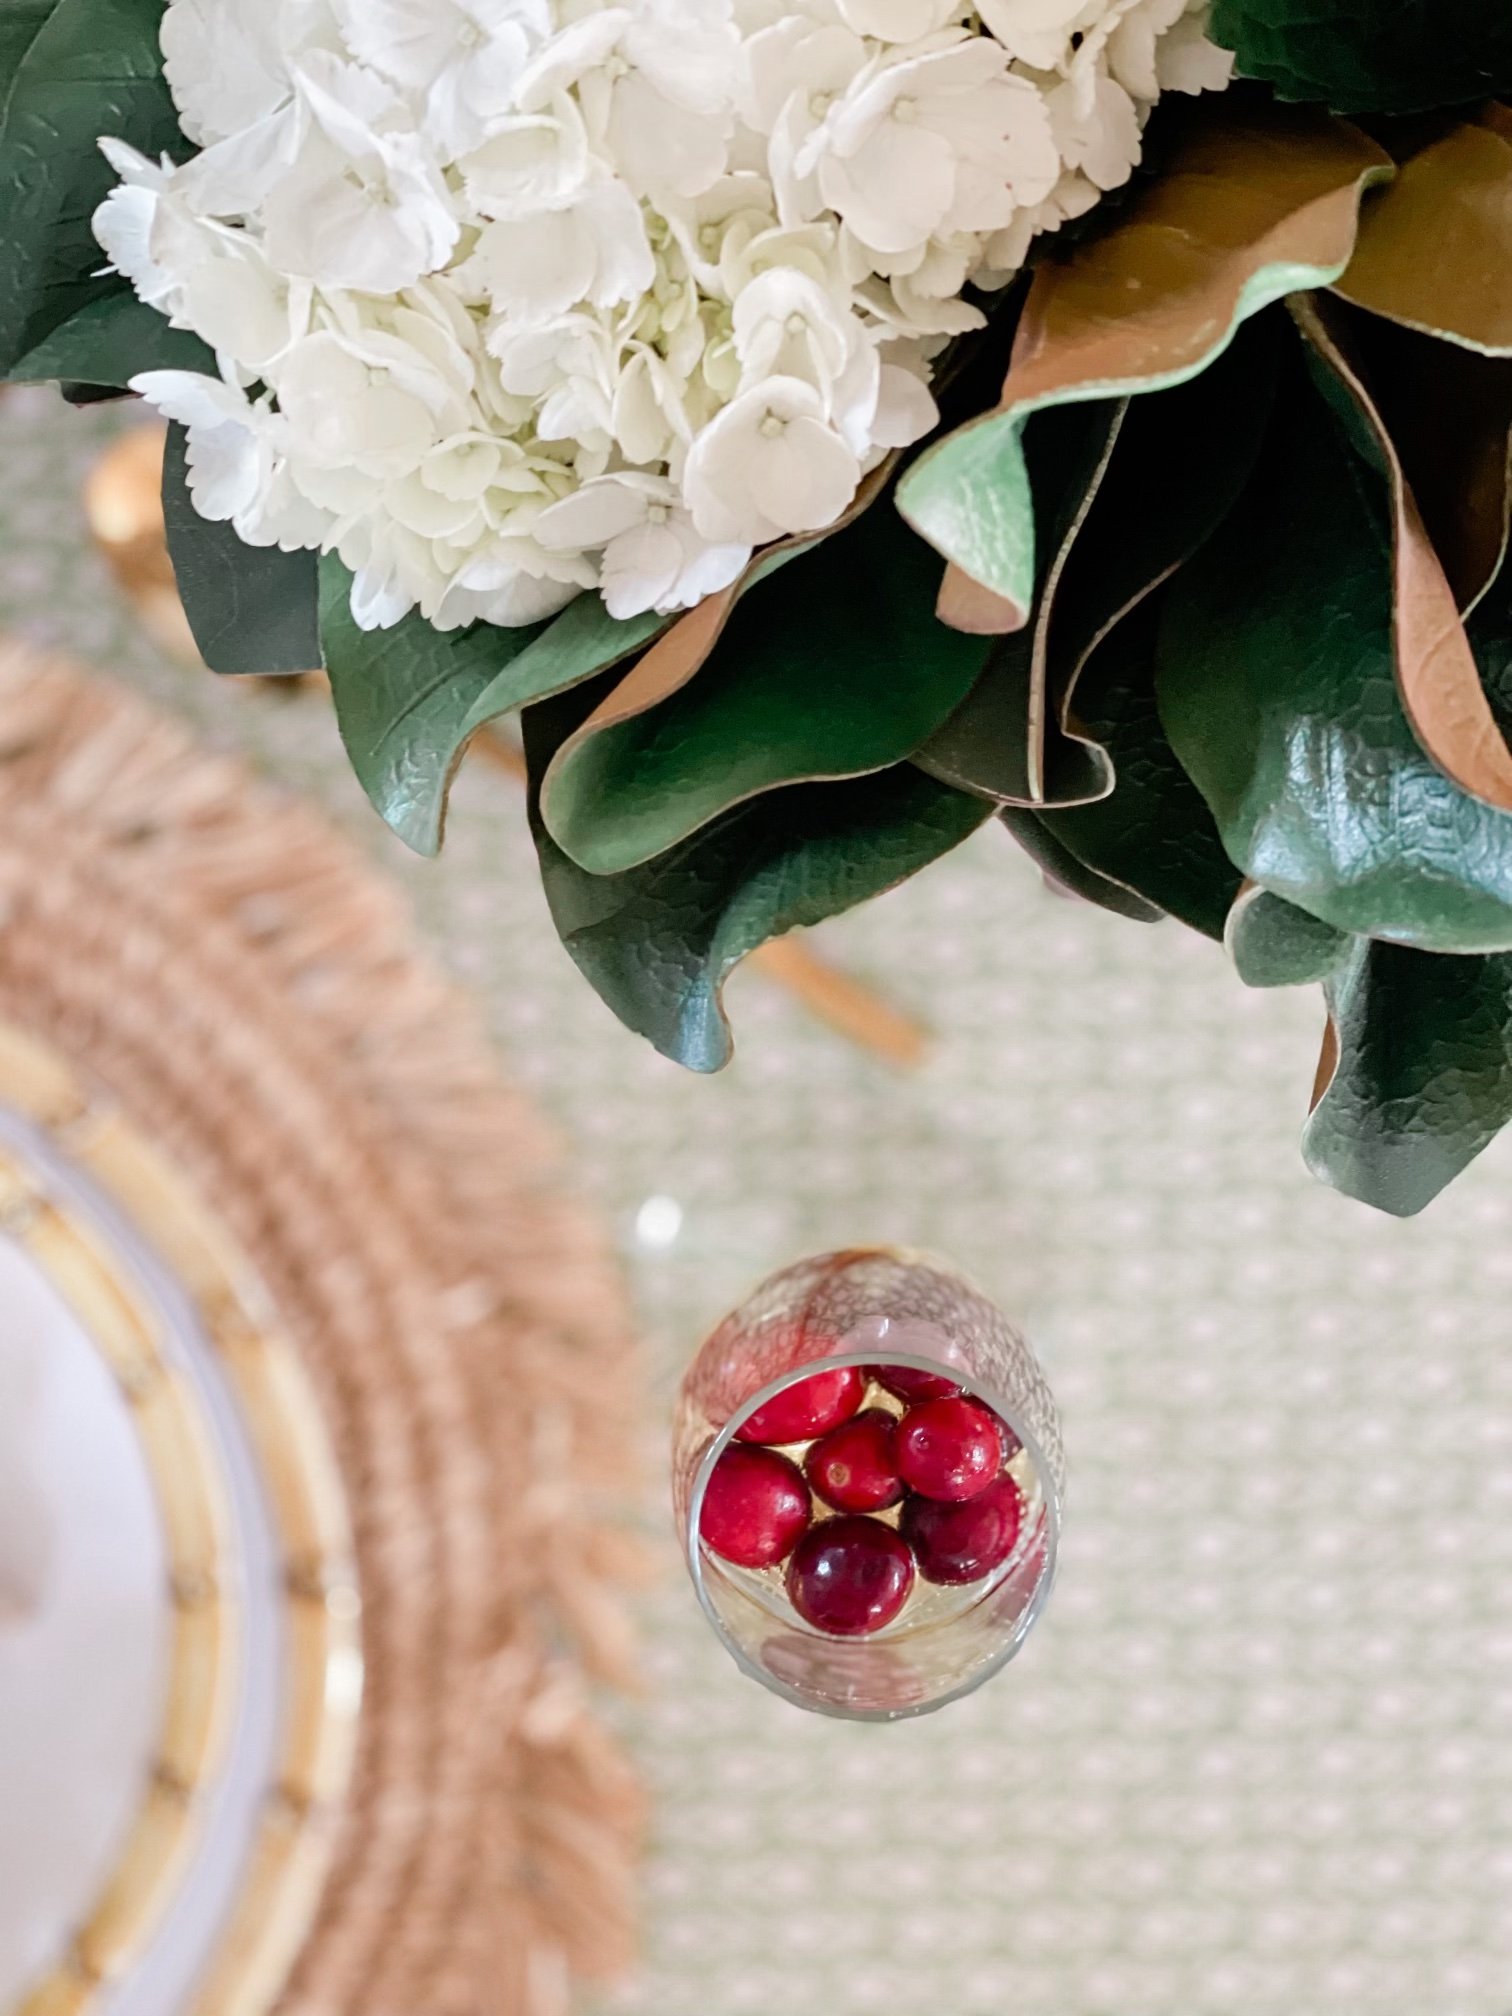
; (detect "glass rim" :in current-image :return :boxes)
[683,1341,1063,1723]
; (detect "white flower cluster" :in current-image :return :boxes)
[97,0,1230,632]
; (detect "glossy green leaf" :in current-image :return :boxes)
[1211,0,1512,115]
[1290,293,1512,815]
[542,492,991,875]
[897,100,1390,607]
[998,810,1162,924]
[1226,885,1351,987]
[914,399,1124,807]
[0,0,58,97]
[1337,307,1512,620]
[163,423,320,678]
[5,279,214,384]
[321,557,662,853]
[1034,603,1243,940]
[0,0,189,371]
[524,689,991,1069]
[1304,939,1512,1215]
[1045,314,1283,729]
[1158,366,1512,953]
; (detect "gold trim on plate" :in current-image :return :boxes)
[0,1022,361,2016]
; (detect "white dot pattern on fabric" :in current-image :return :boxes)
[6,391,1512,2016]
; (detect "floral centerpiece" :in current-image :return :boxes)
[2,0,1510,1215]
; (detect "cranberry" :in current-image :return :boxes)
[805,1408,904,1513]
[895,1396,1002,1501]
[986,1408,1024,1464]
[868,1362,962,1404]
[734,1363,865,1445]
[901,1475,1025,1585]
[785,1516,915,1636]
[699,1444,811,1569]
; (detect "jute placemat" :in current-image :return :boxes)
[0,639,642,2016]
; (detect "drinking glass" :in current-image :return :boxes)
[673,1248,1063,1720]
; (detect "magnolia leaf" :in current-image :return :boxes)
[897,99,1392,607]
[321,558,662,854]
[1044,312,1282,742]
[914,399,1123,807]
[0,0,188,371]
[541,483,989,876]
[1212,0,1512,118]
[922,321,1282,815]
[1293,293,1512,814]
[1225,884,1351,987]
[1335,308,1512,618]
[998,810,1163,924]
[1474,569,1512,732]
[1158,369,1512,953]
[936,564,1023,636]
[163,424,319,677]
[1335,105,1512,355]
[0,1,58,97]
[523,692,990,1069]
[546,457,895,800]
[5,280,215,385]
[1304,939,1512,1216]
[1034,602,1242,940]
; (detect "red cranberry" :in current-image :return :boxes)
[785,1516,915,1636]
[805,1408,904,1513]
[986,1408,1024,1464]
[699,1445,811,1568]
[895,1396,1002,1501]
[901,1475,1025,1585]
[735,1363,865,1445]
[868,1362,962,1403]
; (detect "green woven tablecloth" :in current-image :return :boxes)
[6,390,1511,2016]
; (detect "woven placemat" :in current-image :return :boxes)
[0,639,642,2016]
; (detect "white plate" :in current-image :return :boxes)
[0,1026,360,2016]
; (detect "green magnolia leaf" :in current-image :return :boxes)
[1225,885,1351,987]
[897,100,1391,608]
[998,810,1163,924]
[1290,293,1512,815]
[1211,0,1512,115]
[541,490,991,876]
[163,423,320,677]
[1045,313,1283,729]
[0,0,58,96]
[320,557,661,854]
[920,319,1283,819]
[1033,603,1243,940]
[1158,363,1512,952]
[914,398,1124,807]
[524,690,991,1069]
[1304,939,1512,1215]
[5,280,214,384]
[1336,307,1512,620]
[0,0,188,371]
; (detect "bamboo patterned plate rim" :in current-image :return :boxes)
[0,1019,362,2016]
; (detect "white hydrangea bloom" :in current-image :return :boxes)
[99,0,1231,632]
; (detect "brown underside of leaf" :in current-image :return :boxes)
[1294,294,1512,813]
[936,563,1025,634]
[1000,101,1393,409]
[1310,1013,1341,1114]
[1334,102,1512,355]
